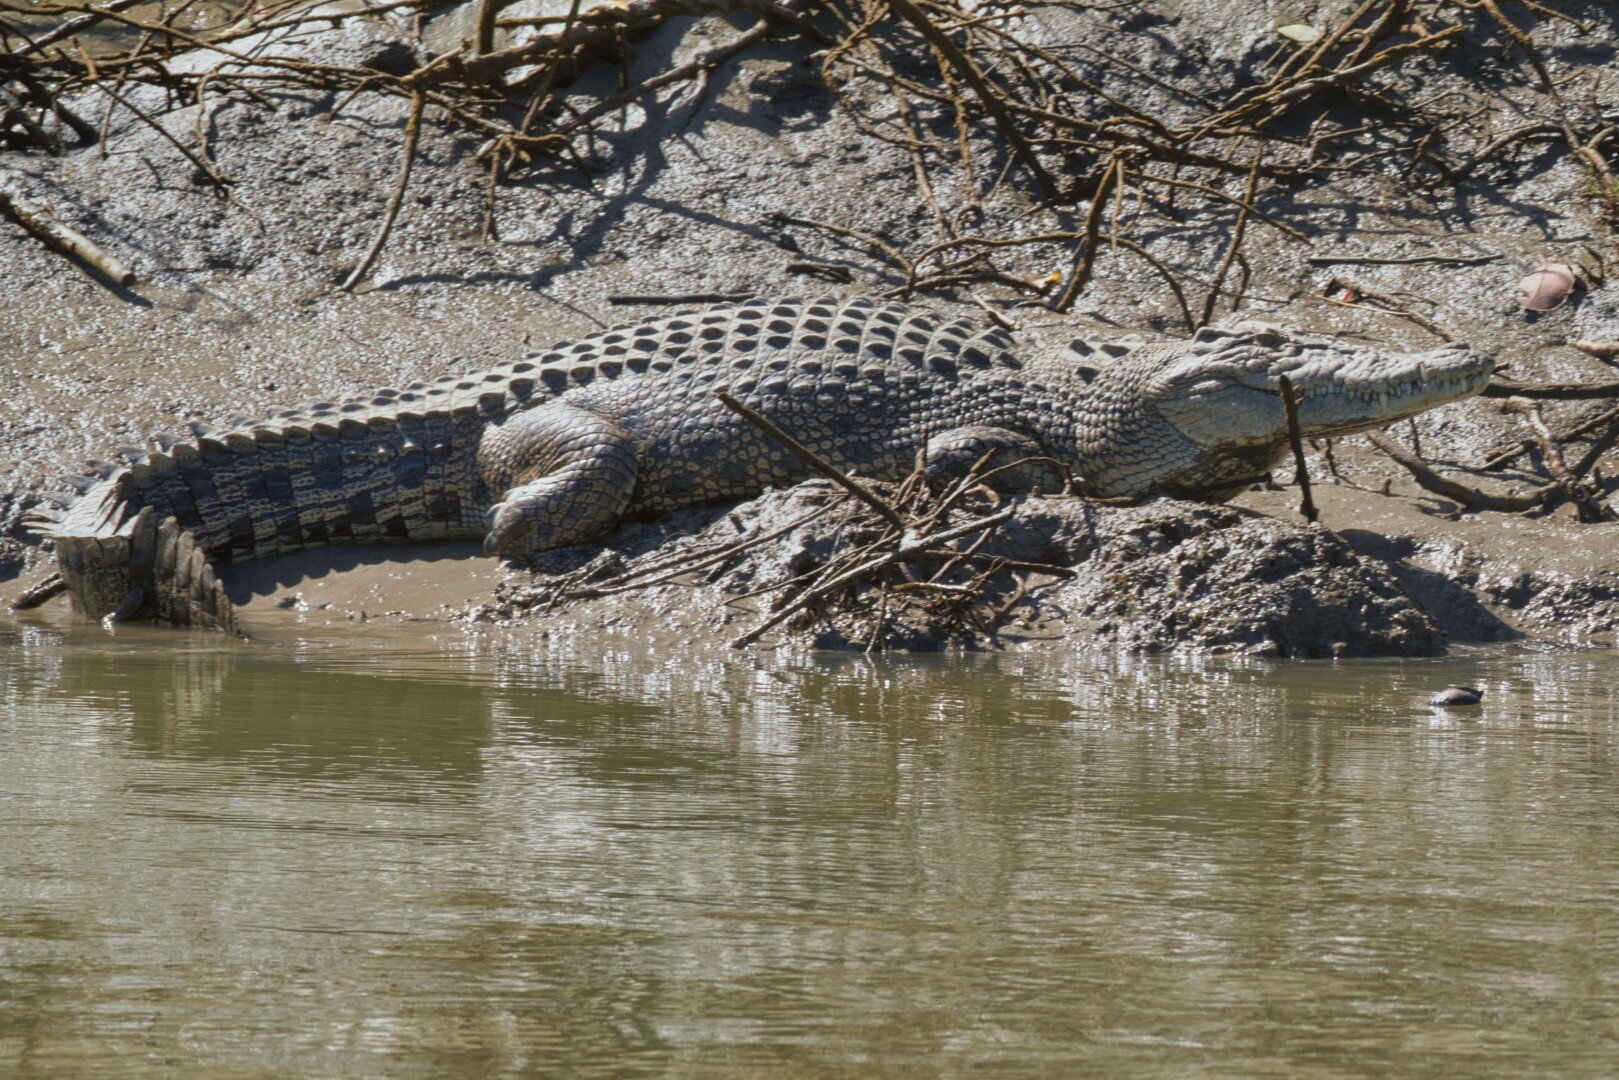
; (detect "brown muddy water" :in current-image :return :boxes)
[3,618,1618,1077]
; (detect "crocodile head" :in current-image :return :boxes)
[1072,323,1493,498]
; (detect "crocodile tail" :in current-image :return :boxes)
[23,474,239,634]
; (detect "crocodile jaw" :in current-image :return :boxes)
[1151,335,1494,451]
[1070,325,1495,499]
[1270,339,1492,439]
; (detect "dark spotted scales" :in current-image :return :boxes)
[31,298,1081,628]
[26,295,1492,630]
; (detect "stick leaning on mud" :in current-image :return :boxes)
[0,187,135,286]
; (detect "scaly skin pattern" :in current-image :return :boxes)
[21,297,1493,630]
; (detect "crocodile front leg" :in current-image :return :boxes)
[924,426,1068,492]
[477,401,639,557]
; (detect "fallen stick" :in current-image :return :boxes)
[1124,170,1308,241]
[6,64,101,144]
[769,212,912,275]
[558,6,786,131]
[880,0,1060,202]
[0,187,136,286]
[1306,253,1501,266]
[1448,122,1562,180]
[730,505,1017,648]
[734,0,832,44]
[7,0,150,57]
[1277,375,1318,523]
[1482,402,1619,470]
[1570,413,1619,478]
[92,77,234,196]
[341,90,424,292]
[1197,146,1262,327]
[716,391,906,531]
[563,504,835,599]
[0,86,58,151]
[1503,400,1616,522]
[1323,277,1456,341]
[457,0,731,87]
[786,261,854,283]
[1482,379,1619,400]
[1258,28,1465,113]
[1571,341,1619,360]
[608,291,753,305]
[1368,431,1550,512]
[1052,154,1120,313]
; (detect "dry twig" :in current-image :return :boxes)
[341,89,424,291]
[1277,374,1318,523]
[1368,431,1552,513]
[0,186,134,285]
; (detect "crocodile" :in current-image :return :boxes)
[13,296,1493,631]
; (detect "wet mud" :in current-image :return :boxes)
[4,2,1619,656]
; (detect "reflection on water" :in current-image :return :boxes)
[3,621,1618,1076]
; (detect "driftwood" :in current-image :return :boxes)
[1501,400,1617,523]
[509,461,1077,652]
[879,0,1059,202]
[705,393,1074,649]
[1370,366,1619,521]
[1368,431,1552,513]
[1305,253,1501,267]
[1482,403,1619,471]
[0,85,54,149]
[1571,341,1619,361]
[608,291,754,305]
[1051,154,1119,313]
[0,0,813,288]
[1197,147,1262,327]
[809,0,1615,311]
[716,392,906,531]
[1,0,1610,322]
[7,0,148,57]
[0,187,135,285]
[1323,277,1456,341]
[1482,379,1619,400]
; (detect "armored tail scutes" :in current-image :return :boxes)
[16,296,1493,631]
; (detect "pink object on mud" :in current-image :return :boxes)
[1517,259,1577,311]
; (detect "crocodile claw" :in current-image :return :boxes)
[481,503,506,555]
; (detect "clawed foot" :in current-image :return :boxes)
[482,501,515,557]
[482,499,579,558]
[481,466,635,558]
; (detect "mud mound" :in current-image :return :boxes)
[1051,501,1443,658]
[467,482,1441,658]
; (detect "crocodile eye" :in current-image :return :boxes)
[1187,379,1230,396]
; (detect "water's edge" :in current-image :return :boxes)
[3,624,1616,1076]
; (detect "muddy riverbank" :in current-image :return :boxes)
[4,1,1619,655]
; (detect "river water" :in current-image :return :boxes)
[2,617,1618,1076]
